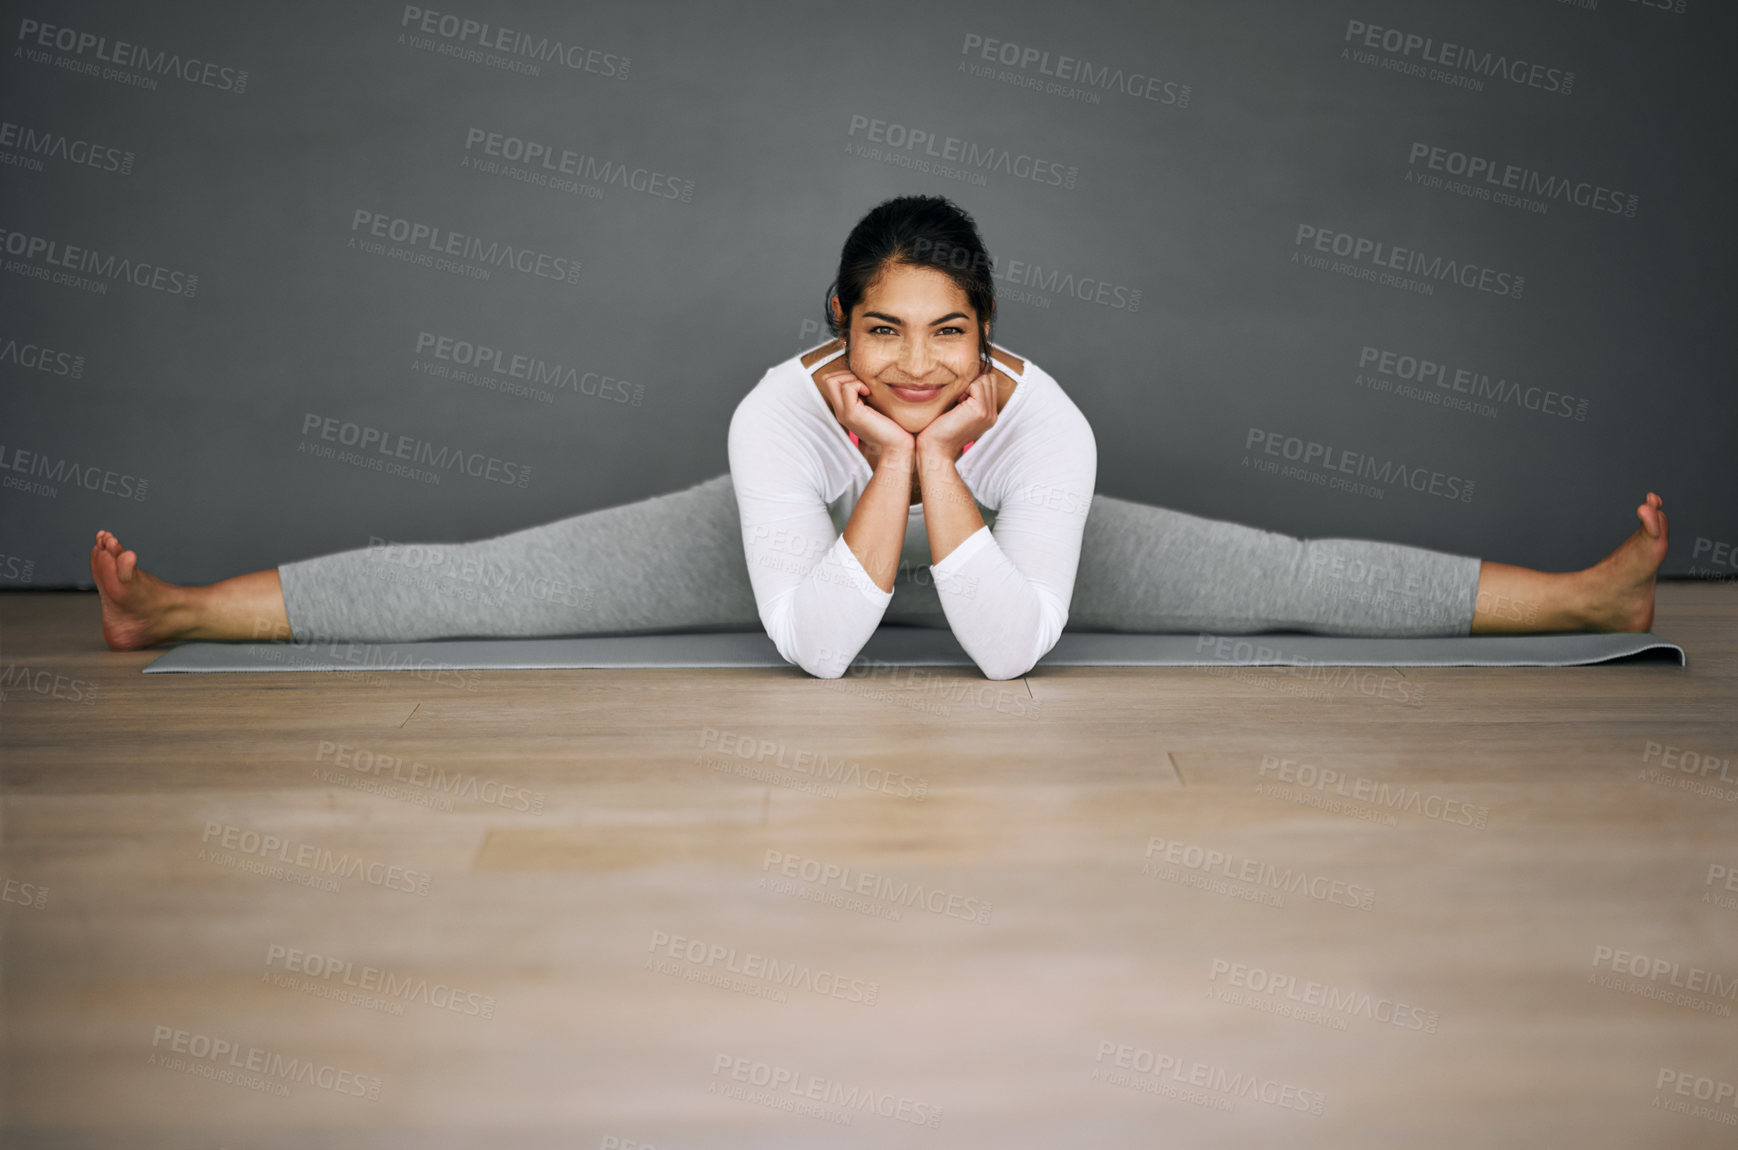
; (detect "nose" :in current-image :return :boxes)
[896,341,941,384]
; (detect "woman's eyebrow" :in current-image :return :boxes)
[861,311,970,326]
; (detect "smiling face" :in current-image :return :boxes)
[833,262,990,435]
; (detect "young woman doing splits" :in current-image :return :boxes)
[90,196,1668,680]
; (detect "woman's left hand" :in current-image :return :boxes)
[915,370,998,463]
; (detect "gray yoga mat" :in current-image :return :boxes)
[140,627,1686,673]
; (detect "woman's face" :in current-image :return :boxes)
[835,263,987,435]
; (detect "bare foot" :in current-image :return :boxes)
[90,530,194,650]
[1575,493,1668,632]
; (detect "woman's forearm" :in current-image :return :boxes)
[916,443,986,565]
[843,445,916,592]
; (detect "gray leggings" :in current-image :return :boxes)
[277,473,1482,643]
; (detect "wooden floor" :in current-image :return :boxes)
[2,584,1735,1148]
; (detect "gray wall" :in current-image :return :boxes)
[3,0,1734,592]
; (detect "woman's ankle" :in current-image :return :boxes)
[153,586,208,642]
[1560,569,1601,631]
[177,571,295,641]
[1471,564,1593,633]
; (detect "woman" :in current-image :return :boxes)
[90,196,1669,680]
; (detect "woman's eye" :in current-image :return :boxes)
[869,325,896,336]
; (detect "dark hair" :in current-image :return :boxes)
[824,195,997,376]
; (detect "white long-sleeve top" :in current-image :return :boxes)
[727,342,1097,680]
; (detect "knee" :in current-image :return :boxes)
[1299,543,1386,585]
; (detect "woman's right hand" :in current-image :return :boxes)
[819,368,916,468]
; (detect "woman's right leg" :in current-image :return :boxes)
[94,473,762,647]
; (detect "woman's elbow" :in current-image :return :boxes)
[976,617,1065,680]
[782,640,855,680]
[975,653,1036,681]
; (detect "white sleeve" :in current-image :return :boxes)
[727,396,892,679]
[929,403,1097,680]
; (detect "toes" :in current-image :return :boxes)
[117,550,137,580]
[1636,502,1662,538]
[90,545,115,592]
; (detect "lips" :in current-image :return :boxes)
[887,385,945,402]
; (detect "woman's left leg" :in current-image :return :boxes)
[1066,494,1481,636]
[1065,492,1668,637]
